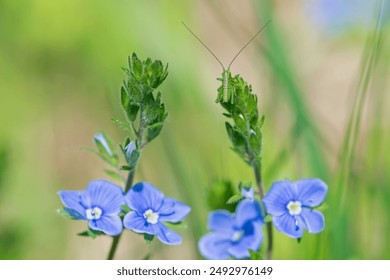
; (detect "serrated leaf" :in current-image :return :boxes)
[226,194,243,204]
[104,169,123,181]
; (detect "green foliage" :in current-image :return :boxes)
[226,181,251,204]
[207,180,237,212]
[90,132,119,167]
[226,194,243,205]
[143,233,154,244]
[78,228,104,239]
[104,169,122,182]
[57,208,79,220]
[120,53,168,147]
[218,74,264,166]
[248,249,263,260]
[165,221,188,230]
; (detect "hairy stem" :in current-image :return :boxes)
[107,108,147,260]
[252,161,273,260]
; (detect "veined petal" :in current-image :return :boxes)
[273,213,303,238]
[198,233,231,260]
[298,209,325,234]
[153,222,182,245]
[228,221,263,259]
[125,182,164,213]
[123,211,156,235]
[157,197,175,215]
[159,198,191,223]
[83,180,124,214]
[236,200,263,227]
[207,210,235,235]
[263,180,296,216]
[57,190,86,219]
[89,214,122,236]
[295,179,328,207]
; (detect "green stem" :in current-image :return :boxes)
[107,169,136,260]
[107,110,146,260]
[252,160,273,260]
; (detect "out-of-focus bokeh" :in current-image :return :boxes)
[1,0,389,259]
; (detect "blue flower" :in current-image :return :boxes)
[263,179,327,238]
[123,182,191,245]
[198,200,263,259]
[58,180,124,236]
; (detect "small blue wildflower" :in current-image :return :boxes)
[58,180,124,236]
[241,187,254,201]
[263,179,327,238]
[94,132,114,156]
[123,182,191,245]
[198,199,263,259]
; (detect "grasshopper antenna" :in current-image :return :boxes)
[228,20,272,69]
[182,21,225,69]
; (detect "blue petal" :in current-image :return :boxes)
[123,211,156,235]
[263,180,296,216]
[57,190,86,219]
[125,182,164,213]
[236,200,263,227]
[228,221,263,259]
[198,233,231,260]
[89,214,122,236]
[153,222,182,245]
[298,209,325,234]
[157,197,175,215]
[206,210,235,235]
[295,178,328,207]
[82,180,124,214]
[159,198,191,223]
[273,213,303,238]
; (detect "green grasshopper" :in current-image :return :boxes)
[182,20,271,103]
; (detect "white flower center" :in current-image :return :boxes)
[287,201,302,215]
[143,209,159,224]
[86,207,102,220]
[231,230,244,242]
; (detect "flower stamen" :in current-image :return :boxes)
[231,230,244,242]
[86,207,103,220]
[287,201,302,216]
[143,209,159,224]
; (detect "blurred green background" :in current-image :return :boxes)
[1,0,389,259]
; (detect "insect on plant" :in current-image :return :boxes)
[182,20,271,103]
